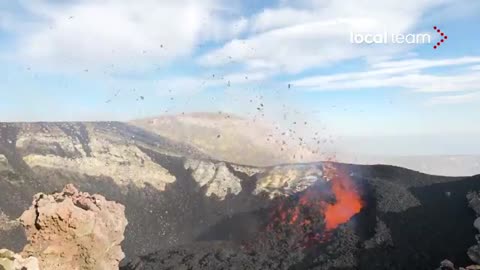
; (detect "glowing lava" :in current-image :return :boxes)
[265,164,363,247]
[324,171,363,230]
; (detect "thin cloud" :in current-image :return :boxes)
[427,92,480,105]
[11,0,234,73]
[471,65,480,71]
[291,57,480,93]
[371,57,480,69]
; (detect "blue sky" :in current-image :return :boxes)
[1,0,480,155]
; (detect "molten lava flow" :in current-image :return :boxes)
[323,171,363,230]
[264,164,363,248]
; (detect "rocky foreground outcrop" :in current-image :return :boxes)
[1,184,128,270]
[0,249,39,270]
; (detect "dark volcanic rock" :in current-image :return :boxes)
[363,218,392,249]
[122,241,297,270]
[467,191,480,216]
[123,173,480,270]
[467,191,480,265]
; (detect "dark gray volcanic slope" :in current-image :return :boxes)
[1,122,480,269]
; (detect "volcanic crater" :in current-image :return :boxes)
[1,122,480,270]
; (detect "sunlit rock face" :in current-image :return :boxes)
[184,159,242,199]
[17,123,176,191]
[16,125,90,158]
[0,154,11,172]
[254,164,325,198]
[230,163,265,176]
[20,184,128,270]
[0,249,39,270]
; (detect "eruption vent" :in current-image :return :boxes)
[265,164,363,247]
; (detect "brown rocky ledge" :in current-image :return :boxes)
[1,184,128,270]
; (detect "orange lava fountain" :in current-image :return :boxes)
[323,168,363,230]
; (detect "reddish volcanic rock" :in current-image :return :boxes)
[19,184,128,270]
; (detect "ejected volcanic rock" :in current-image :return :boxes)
[19,184,128,270]
[131,113,319,167]
[0,249,39,270]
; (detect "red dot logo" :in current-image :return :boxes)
[433,26,448,50]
